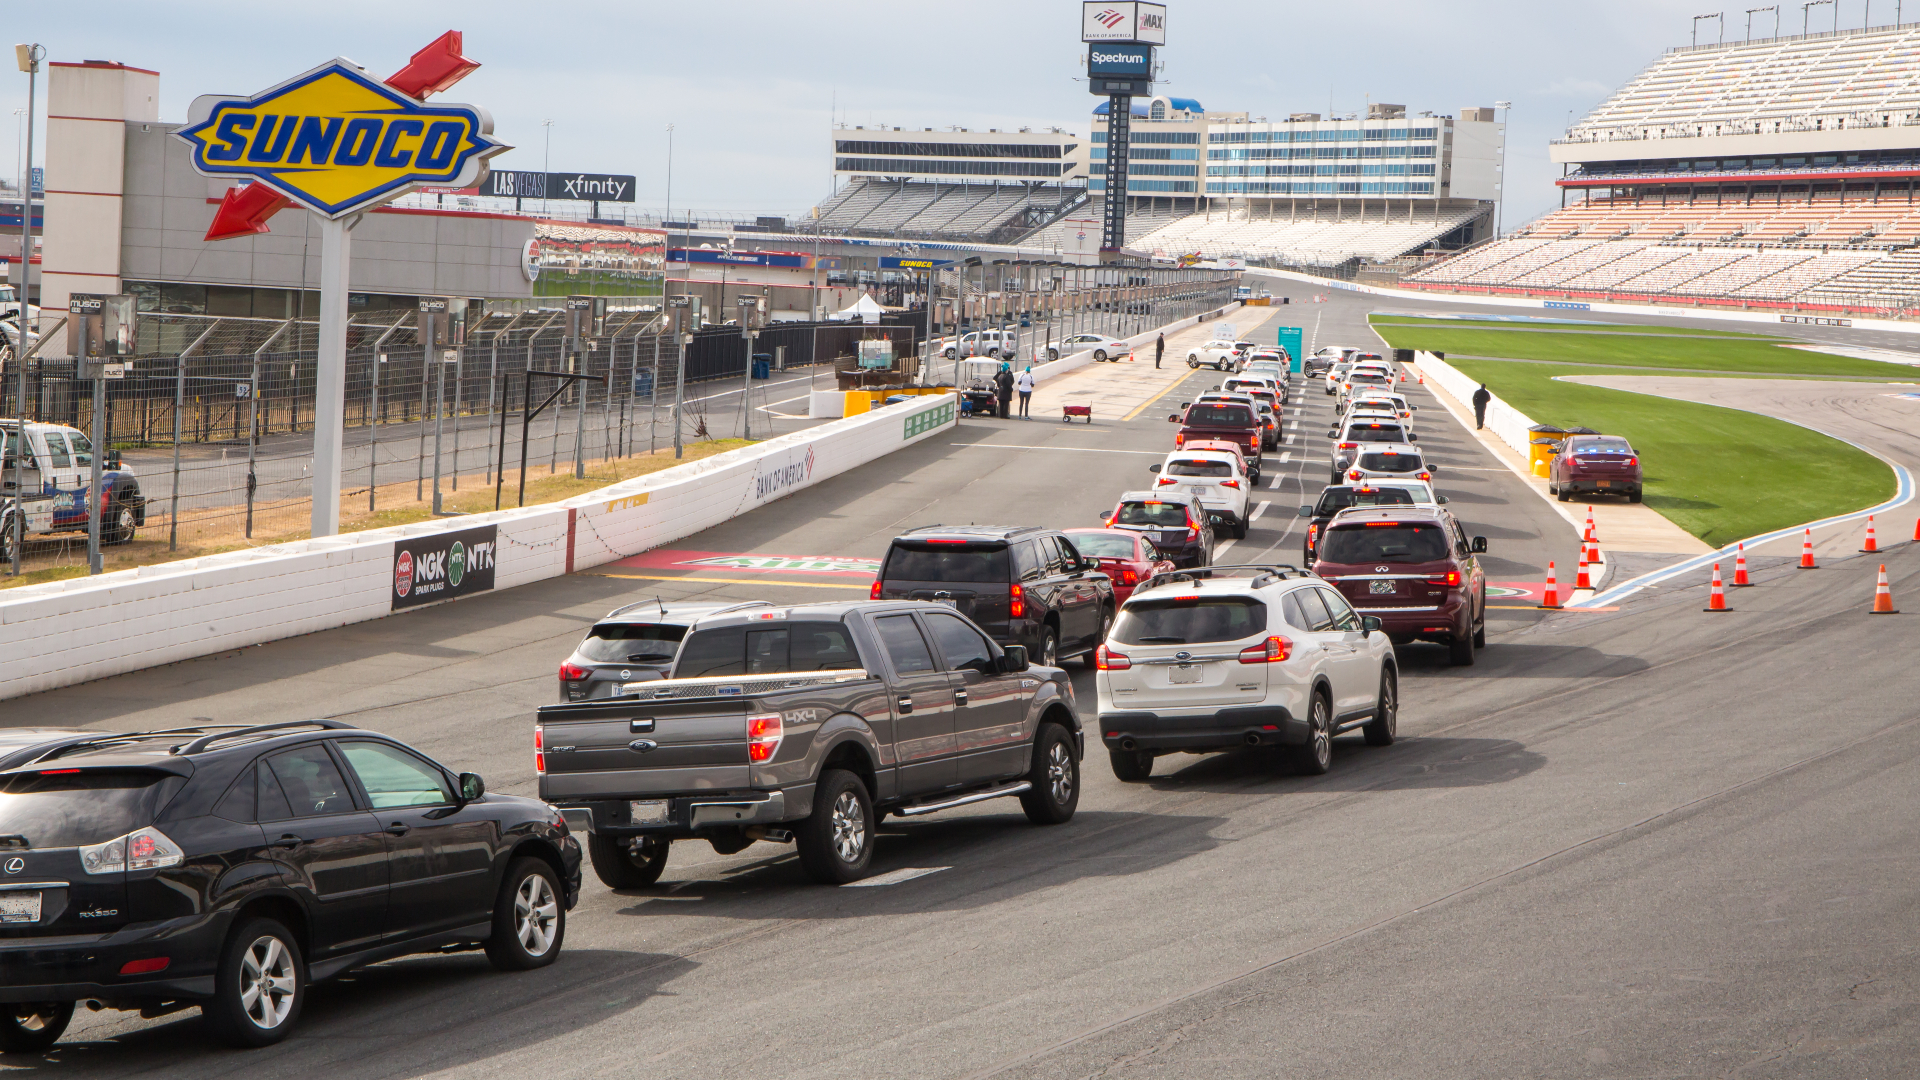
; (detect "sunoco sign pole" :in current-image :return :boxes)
[177,33,504,537]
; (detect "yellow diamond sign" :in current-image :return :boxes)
[177,59,506,218]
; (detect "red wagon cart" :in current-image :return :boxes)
[1062,404,1093,424]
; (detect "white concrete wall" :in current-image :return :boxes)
[1409,350,1535,457]
[0,394,959,702]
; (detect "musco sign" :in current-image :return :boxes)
[392,524,498,610]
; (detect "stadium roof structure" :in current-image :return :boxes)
[1553,24,1920,165]
[1094,97,1204,116]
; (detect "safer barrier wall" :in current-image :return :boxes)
[0,394,959,702]
[1410,350,1536,458]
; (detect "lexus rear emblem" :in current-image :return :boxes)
[1375,565,1390,573]
[4,858,22,874]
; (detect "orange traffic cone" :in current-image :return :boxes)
[1539,562,1562,609]
[1575,546,1592,590]
[1871,564,1898,614]
[1585,507,1597,544]
[1732,542,1753,587]
[1799,528,1817,569]
[1861,515,1879,553]
[1913,517,1920,543]
[1704,563,1730,612]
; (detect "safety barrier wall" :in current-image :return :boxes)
[1410,350,1536,457]
[0,394,960,702]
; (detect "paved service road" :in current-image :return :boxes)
[10,303,1919,1077]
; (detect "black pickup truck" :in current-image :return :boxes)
[536,600,1083,885]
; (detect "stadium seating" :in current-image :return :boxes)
[804,179,1083,242]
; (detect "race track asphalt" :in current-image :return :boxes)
[7,298,1918,1078]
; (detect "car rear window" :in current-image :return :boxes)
[1574,438,1633,454]
[0,770,182,848]
[1068,534,1136,559]
[1358,452,1423,472]
[1115,501,1191,528]
[1185,405,1253,427]
[1342,423,1406,443]
[577,622,688,663]
[672,621,863,678]
[1314,487,1417,515]
[883,543,1010,583]
[1166,458,1233,478]
[1114,596,1268,645]
[1320,523,1451,564]
[1348,374,1392,386]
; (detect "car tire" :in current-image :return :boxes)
[1080,607,1114,667]
[1557,486,1572,502]
[1037,626,1058,667]
[1629,489,1643,503]
[1291,690,1333,775]
[1109,748,1154,781]
[107,503,136,545]
[1094,350,1107,361]
[485,857,567,972]
[1019,724,1079,825]
[1449,629,1477,666]
[795,769,874,884]
[1048,348,1059,361]
[587,833,669,889]
[205,917,305,1048]
[1363,669,1397,746]
[0,1002,73,1054]
[1232,515,1249,540]
[944,348,956,360]
[1473,620,1487,648]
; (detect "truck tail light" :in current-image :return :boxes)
[1237,635,1293,664]
[1009,582,1025,619]
[747,713,784,762]
[534,725,545,775]
[1095,645,1130,670]
[870,580,883,599]
[1248,436,1259,450]
[1427,570,1462,587]
[1174,433,1185,446]
[558,663,590,682]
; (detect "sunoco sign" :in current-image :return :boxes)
[392,524,498,610]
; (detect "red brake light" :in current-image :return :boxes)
[1010,582,1025,619]
[870,580,884,599]
[1339,442,1358,450]
[1416,471,1432,481]
[1174,433,1185,445]
[558,663,590,682]
[1095,645,1130,670]
[1427,570,1462,587]
[1627,457,1638,467]
[119,957,170,976]
[37,768,81,775]
[534,725,545,775]
[1157,477,1177,485]
[1120,568,1138,585]
[1221,479,1240,489]
[1248,436,1259,449]
[1237,635,1292,664]
[747,712,784,763]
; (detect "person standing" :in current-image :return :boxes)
[1472,383,1492,430]
[1016,366,1036,419]
[1154,333,1165,369]
[995,363,1014,419]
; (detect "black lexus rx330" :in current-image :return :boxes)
[0,720,581,1050]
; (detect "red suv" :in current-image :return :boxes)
[1551,434,1643,503]
[1311,505,1488,666]
[1170,400,1263,481]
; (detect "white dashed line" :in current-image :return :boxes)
[1250,501,1270,520]
[842,867,951,888]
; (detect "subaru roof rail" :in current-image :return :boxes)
[1135,564,1311,594]
[173,719,357,756]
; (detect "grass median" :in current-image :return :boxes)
[1369,317,1904,378]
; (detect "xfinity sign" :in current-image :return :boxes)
[1088,46,1153,77]
[1081,1,1167,44]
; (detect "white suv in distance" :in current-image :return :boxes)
[1324,361,1354,395]
[1148,449,1251,538]
[1342,445,1434,486]
[945,330,1019,359]
[1187,340,1242,371]
[1095,566,1399,780]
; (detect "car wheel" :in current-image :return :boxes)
[1473,620,1487,648]
[944,348,956,360]
[1364,669,1397,746]
[1556,486,1572,502]
[1019,724,1080,825]
[587,833,669,889]
[1449,628,1477,666]
[1629,489,1643,503]
[1094,350,1107,361]
[1188,357,1200,368]
[1038,626,1058,667]
[107,503,136,545]
[1080,607,1114,668]
[1109,748,1154,781]
[1048,348,1059,361]
[0,1002,73,1054]
[205,917,305,1047]
[485,857,566,971]
[795,769,873,884]
[1292,690,1333,775]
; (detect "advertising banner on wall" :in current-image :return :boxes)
[1082,2,1167,43]
[480,170,637,202]
[392,524,498,609]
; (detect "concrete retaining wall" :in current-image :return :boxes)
[0,394,960,702]
[1411,350,1536,458]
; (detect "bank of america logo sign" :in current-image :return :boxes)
[1095,8,1126,28]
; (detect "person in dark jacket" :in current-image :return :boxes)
[1472,383,1492,429]
[995,364,1014,419]
[1154,333,1165,369]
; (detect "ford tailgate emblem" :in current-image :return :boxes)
[628,739,659,753]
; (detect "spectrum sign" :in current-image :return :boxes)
[177,59,506,218]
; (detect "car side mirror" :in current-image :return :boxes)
[458,772,486,801]
[1361,616,1383,634]
[1000,645,1030,673]
[1472,536,1488,553]
[1325,430,1337,438]
[1409,404,1419,410]
[1407,433,1418,442]
[1296,505,1313,517]
[1147,462,1161,473]
[1436,495,1449,504]
[1167,414,1180,422]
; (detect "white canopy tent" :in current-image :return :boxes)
[829,294,885,324]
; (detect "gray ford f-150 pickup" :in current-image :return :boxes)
[537,600,1083,885]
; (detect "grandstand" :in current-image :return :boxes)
[806,177,1085,244]
[1405,22,1920,314]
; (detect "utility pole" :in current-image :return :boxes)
[9,43,42,577]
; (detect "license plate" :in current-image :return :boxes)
[0,892,40,924]
[1369,579,1396,595]
[1169,664,1202,684]
[1597,480,1612,487]
[629,800,669,825]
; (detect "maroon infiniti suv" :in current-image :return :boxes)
[1312,505,1488,666]
[1551,434,1643,502]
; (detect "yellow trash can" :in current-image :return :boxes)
[843,390,872,416]
[1527,424,1568,474]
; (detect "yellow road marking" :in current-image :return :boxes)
[590,572,871,589]
[1122,373,1198,422]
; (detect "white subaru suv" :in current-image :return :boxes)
[1147,449,1251,538]
[1095,565,1399,781]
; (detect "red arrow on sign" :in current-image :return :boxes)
[387,30,480,99]
[204,181,292,242]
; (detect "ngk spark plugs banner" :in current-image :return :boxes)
[392,525,499,610]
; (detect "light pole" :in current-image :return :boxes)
[1747,5,1779,38]
[1693,12,1724,45]
[1803,0,1833,33]
[1494,101,1513,239]
[10,43,43,578]
[541,119,554,215]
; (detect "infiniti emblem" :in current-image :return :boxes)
[1375,565,1390,573]
[4,858,22,874]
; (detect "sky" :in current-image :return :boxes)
[3,0,1893,229]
